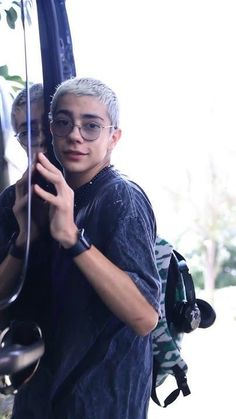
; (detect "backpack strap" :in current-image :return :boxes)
[152,237,191,407]
[170,251,202,333]
[151,361,190,407]
[152,237,215,408]
[151,314,191,407]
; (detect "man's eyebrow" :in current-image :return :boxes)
[55,109,72,118]
[18,119,39,130]
[81,113,105,122]
[55,109,105,122]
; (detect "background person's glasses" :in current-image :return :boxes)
[51,118,114,141]
[15,127,45,147]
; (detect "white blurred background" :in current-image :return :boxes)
[66,2,236,418]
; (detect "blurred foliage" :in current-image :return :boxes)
[0,1,32,29]
[0,1,33,90]
[0,1,19,29]
[216,245,236,288]
[184,245,236,290]
[165,158,236,291]
[0,65,24,94]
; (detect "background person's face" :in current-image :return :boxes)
[15,99,47,158]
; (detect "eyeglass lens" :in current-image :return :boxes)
[52,119,102,141]
[17,128,43,146]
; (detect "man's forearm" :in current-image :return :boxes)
[73,245,159,337]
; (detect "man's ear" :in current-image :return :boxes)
[108,128,122,151]
[49,122,53,136]
[49,122,55,145]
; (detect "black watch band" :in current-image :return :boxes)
[64,229,91,258]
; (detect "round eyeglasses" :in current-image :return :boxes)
[51,118,115,141]
[15,127,45,148]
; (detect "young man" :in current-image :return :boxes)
[0,78,161,418]
[0,83,49,304]
[0,83,51,392]
[11,83,47,157]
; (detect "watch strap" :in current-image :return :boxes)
[64,229,91,257]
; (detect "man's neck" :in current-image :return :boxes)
[65,161,111,189]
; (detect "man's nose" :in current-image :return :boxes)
[30,127,47,152]
[67,125,85,143]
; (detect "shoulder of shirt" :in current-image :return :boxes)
[102,167,152,205]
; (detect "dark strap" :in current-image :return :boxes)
[151,363,191,408]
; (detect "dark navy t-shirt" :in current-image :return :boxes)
[0,166,161,419]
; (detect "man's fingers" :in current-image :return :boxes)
[35,153,63,188]
[37,152,59,172]
[33,184,58,205]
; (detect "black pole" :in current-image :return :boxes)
[36,0,76,166]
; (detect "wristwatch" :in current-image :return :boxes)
[64,229,91,258]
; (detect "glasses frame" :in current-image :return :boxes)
[50,119,115,142]
[14,127,45,147]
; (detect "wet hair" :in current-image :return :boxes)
[49,77,120,128]
[11,83,44,132]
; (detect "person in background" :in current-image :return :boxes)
[0,83,53,418]
[11,83,47,157]
[0,82,50,334]
[0,77,161,419]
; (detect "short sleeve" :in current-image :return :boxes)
[100,181,162,315]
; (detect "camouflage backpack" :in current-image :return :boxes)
[151,237,216,407]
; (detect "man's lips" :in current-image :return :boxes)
[63,150,88,157]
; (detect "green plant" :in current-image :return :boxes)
[0,1,32,29]
[0,64,24,94]
[0,1,33,90]
[0,1,18,29]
